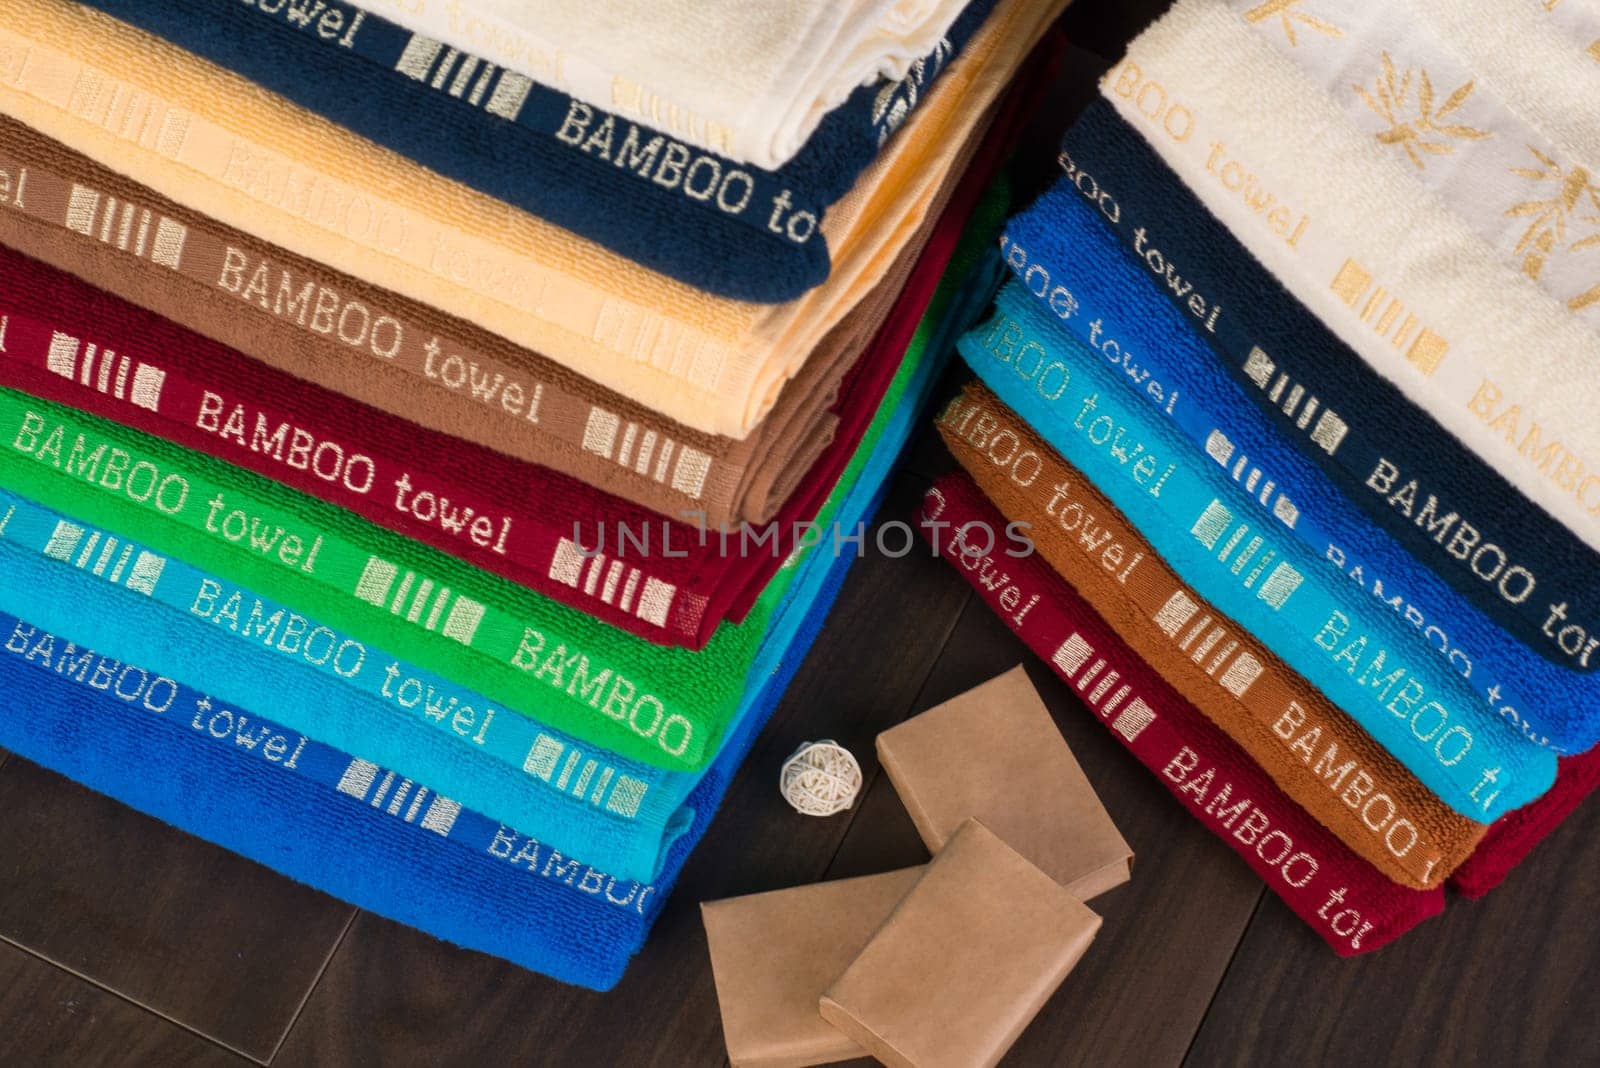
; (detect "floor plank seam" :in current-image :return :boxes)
[814,584,974,880]
[0,931,263,1065]
[263,906,359,1066]
[1175,885,1269,1068]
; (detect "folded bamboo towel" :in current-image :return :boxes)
[0,155,1009,773]
[341,0,971,170]
[920,473,1445,953]
[0,236,901,653]
[0,31,1047,527]
[938,384,1487,889]
[0,114,834,529]
[1104,0,1600,553]
[0,490,698,884]
[1451,745,1600,897]
[958,283,1556,820]
[0,0,1058,438]
[1233,0,1600,324]
[76,0,992,302]
[0,379,812,772]
[1002,154,1600,753]
[0,498,850,990]
[1054,100,1600,754]
[0,164,989,988]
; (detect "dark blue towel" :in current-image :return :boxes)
[80,0,993,303]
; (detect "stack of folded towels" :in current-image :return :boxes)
[0,0,1068,988]
[926,0,1600,955]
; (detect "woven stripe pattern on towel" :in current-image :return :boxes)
[75,0,994,302]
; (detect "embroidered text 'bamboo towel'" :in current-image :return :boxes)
[0,380,810,771]
[1053,100,1600,753]
[1103,0,1600,552]
[0,485,700,883]
[1234,0,1600,324]
[1002,148,1600,754]
[0,36,1046,527]
[920,474,1444,954]
[343,0,969,170]
[0,0,1057,437]
[0,497,848,991]
[957,286,1553,822]
[0,224,915,652]
[0,165,988,988]
[78,0,992,302]
[938,383,1488,888]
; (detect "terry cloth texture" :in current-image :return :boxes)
[0,168,1006,892]
[0,494,854,992]
[77,0,994,304]
[0,228,914,653]
[919,473,1444,953]
[0,119,813,531]
[0,30,1050,528]
[0,173,989,987]
[1103,0,1600,554]
[1234,0,1600,323]
[1452,746,1600,897]
[339,0,970,171]
[1406,0,1600,173]
[0,115,836,530]
[0,162,1010,778]
[0,0,1061,439]
[958,285,1556,822]
[1002,164,1600,756]
[1055,102,1600,754]
[0,483,699,884]
[937,384,1486,889]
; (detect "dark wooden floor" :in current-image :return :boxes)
[3,4,1598,1065]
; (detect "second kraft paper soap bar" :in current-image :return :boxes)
[878,665,1133,898]
[820,820,1101,1068]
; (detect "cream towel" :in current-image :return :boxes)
[0,0,1057,440]
[1233,0,1600,325]
[1408,0,1600,171]
[349,0,971,169]
[1104,0,1600,553]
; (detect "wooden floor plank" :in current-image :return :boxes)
[824,600,1266,1067]
[1185,787,1600,1067]
[0,939,249,1067]
[270,475,975,1067]
[0,758,355,1061]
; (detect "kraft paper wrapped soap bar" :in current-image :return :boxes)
[877,665,1132,898]
[701,868,925,1068]
[819,820,1101,1068]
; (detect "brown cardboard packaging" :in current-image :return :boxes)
[819,820,1101,1068]
[701,868,926,1068]
[877,664,1132,899]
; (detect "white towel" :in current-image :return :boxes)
[1231,0,1600,325]
[1408,0,1600,171]
[1103,0,1600,554]
[348,0,973,168]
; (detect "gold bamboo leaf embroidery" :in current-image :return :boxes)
[1242,0,1343,47]
[1505,146,1600,299]
[1356,54,1490,169]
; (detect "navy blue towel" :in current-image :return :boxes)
[80,0,993,303]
